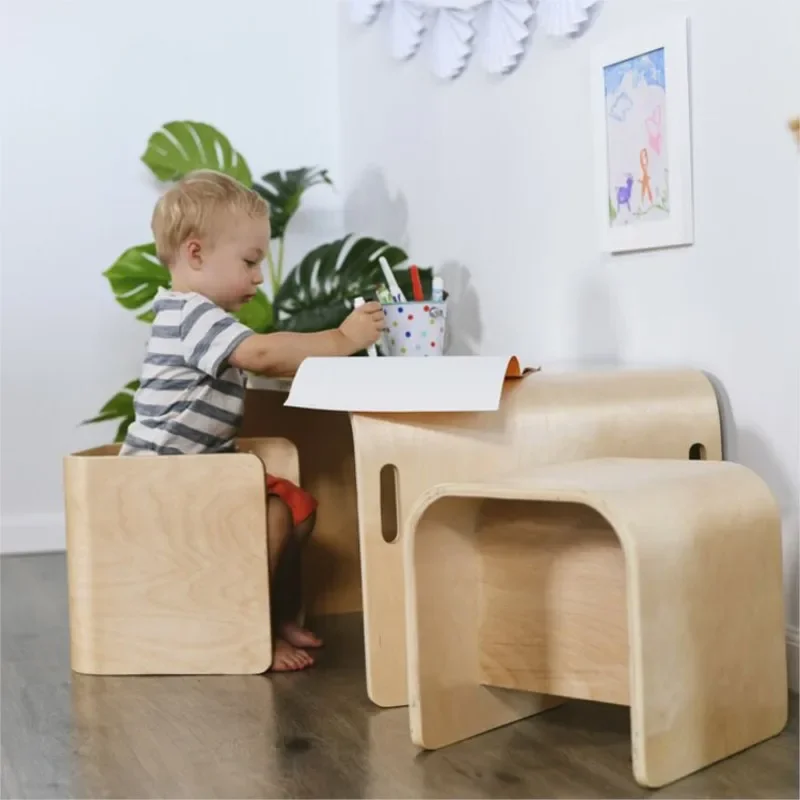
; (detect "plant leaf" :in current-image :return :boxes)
[114,418,131,443]
[274,235,407,333]
[83,379,139,443]
[253,167,332,241]
[136,309,157,323]
[103,243,170,317]
[141,121,252,185]
[234,289,274,333]
[82,411,125,425]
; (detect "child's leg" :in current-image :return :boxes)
[273,512,323,649]
[266,497,313,672]
[266,476,321,649]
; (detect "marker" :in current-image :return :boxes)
[431,276,445,303]
[379,256,407,303]
[354,296,377,357]
[410,265,424,302]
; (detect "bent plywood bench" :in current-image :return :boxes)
[63,437,298,675]
[404,458,787,788]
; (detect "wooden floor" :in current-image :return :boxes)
[1,554,797,800]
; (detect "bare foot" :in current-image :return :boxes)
[270,638,314,672]
[279,621,324,649]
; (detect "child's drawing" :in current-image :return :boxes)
[604,48,669,227]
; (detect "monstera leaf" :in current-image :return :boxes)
[103,243,170,323]
[274,235,409,333]
[141,121,252,185]
[83,379,139,443]
[253,167,332,241]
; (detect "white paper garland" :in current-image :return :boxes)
[349,0,385,25]
[537,0,598,37]
[429,7,476,79]
[390,0,427,60]
[348,0,600,79]
[480,0,534,75]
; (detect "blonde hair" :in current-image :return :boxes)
[152,170,269,265]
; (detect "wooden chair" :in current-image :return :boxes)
[63,437,298,675]
[405,458,787,788]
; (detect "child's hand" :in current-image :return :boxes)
[339,301,385,351]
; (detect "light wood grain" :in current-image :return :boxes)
[479,501,629,705]
[352,368,723,707]
[405,495,560,751]
[63,437,298,675]
[405,458,788,788]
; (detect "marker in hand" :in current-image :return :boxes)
[379,256,407,303]
[354,296,377,357]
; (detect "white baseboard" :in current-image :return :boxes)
[787,625,799,692]
[1,513,65,554]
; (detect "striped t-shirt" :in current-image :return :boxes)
[121,291,255,456]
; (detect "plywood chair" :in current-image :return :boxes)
[405,458,787,788]
[349,368,723,707]
[63,437,299,675]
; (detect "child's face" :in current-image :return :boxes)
[189,213,269,311]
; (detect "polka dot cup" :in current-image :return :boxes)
[380,301,447,357]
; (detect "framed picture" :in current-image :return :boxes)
[591,16,693,253]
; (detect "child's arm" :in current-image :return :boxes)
[229,301,385,376]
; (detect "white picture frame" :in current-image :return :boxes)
[591,16,693,254]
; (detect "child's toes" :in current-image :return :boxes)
[298,648,314,668]
[272,639,313,672]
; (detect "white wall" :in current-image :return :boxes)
[338,0,800,672]
[0,0,342,552]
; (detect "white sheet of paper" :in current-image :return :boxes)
[285,356,518,413]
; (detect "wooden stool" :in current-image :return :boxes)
[405,458,788,788]
[63,437,298,675]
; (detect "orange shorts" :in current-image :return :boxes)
[266,474,318,527]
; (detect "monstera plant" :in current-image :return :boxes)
[86,120,429,442]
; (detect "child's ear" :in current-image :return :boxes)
[185,238,203,269]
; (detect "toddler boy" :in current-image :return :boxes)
[121,170,384,671]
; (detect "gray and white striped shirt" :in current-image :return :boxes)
[121,291,254,456]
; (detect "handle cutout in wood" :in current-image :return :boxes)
[689,443,707,460]
[380,464,400,543]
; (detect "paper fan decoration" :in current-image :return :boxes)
[429,7,476,79]
[350,0,385,24]
[537,0,600,37]
[480,0,534,75]
[390,0,428,60]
